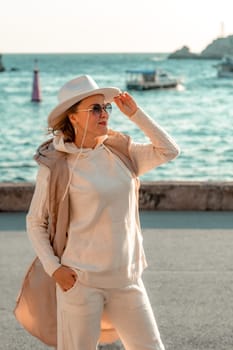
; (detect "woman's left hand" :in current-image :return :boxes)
[114,92,138,118]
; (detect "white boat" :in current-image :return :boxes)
[125,69,180,90]
[215,56,233,78]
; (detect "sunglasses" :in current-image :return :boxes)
[77,103,112,117]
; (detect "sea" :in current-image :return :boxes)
[0,53,233,183]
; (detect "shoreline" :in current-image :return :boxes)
[1,181,233,212]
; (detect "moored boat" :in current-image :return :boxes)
[215,56,233,78]
[0,54,5,72]
[125,69,180,90]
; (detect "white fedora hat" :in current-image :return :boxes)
[48,75,121,124]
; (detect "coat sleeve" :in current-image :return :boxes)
[128,108,180,176]
[26,165,61,276]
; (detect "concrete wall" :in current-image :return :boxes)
[0,181,233,212]
[139,181,233,210]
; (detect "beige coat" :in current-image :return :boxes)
[14,130,139,347]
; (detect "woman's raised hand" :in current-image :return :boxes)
[114,92,138,118]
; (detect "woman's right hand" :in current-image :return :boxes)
[114,92,138,118]
[52,265,77,291]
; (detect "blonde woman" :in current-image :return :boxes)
[15,75,179,350]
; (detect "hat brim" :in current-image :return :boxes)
[48,87,121,125]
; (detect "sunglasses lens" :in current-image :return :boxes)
[92,103,112,116]
[92,104,102,116]
[105,103,112,115]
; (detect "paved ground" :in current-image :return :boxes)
[0,211,233,350]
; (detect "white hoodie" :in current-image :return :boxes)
[27,108,179,288]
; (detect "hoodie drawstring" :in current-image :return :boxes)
[62,111,91,201]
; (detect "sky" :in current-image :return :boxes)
[1,0,233,53]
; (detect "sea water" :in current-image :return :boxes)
[0,53,232,183]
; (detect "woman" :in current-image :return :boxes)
[24,75,179,350]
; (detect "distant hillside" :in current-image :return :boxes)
[168,35,233,59]
[201,35,233,59]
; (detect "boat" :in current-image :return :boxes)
[215,56,233,78]
[125,69,180,90]
[0,54,5,72]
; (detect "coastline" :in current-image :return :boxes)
[1,181,233,211]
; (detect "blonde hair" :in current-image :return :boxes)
[48,102,80,142]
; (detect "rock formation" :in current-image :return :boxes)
[201,35,233,59]
[168,45,199,59]
[168,34,233,59]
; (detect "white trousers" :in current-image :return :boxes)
[56,278,165,350]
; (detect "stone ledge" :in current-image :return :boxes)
[139,181,233,211]
[0,181,233,212]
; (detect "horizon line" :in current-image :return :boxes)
[2,51,172,55]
